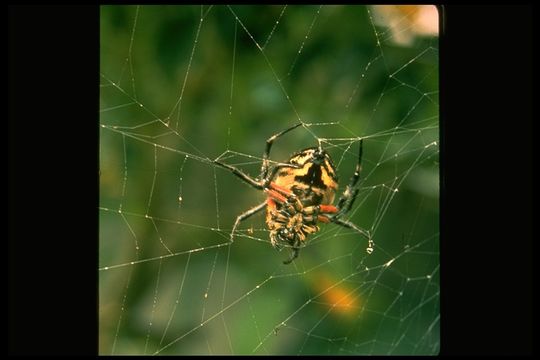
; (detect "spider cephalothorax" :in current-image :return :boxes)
[215,123,373,264]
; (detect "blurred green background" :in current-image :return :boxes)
[100,5,439,355]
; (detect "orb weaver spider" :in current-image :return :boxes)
[214,123,374,264]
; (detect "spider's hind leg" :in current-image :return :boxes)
[336,139,363,217]
[332,217,374,254]
[229,201,267,243]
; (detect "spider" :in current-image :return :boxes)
[214,123,374,264]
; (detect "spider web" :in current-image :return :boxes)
[99,5,439,355]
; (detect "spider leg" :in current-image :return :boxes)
[332,218,374,254]
[214,124,302,189]
[283,247,300,264]
[229,201,267,243]
[261,123,303,180]
[267,182,298,202]
[214,160,264,190]
[336,139,363,217]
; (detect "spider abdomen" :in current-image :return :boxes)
[273,159,338,207]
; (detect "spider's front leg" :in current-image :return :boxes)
[213,160,264,190]
[214,123,302,190]
[260,123,303,180]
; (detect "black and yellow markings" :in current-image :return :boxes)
[275,149,338,188]
[271,148,338,208]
